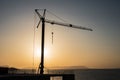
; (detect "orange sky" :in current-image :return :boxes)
[0,0,120,69]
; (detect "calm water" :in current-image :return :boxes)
[1,69,120,80]
[50,69,120,80]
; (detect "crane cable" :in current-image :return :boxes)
[46,10,67,23]
[32,11,37,73]
[46,10,68,44]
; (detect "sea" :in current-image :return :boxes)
[48,69,120,80]
[3,68,120,80]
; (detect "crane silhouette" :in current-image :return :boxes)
[35,9,92,74]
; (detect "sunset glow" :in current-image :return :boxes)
[0,0,120,69]
[34,47,50,58]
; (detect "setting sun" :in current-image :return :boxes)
[34,47,50,59]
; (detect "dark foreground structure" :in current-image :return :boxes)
[0,67,8,75]
[0,74,75,80]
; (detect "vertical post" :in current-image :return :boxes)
[40,17,45,74]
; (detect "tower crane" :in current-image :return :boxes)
[35,9,92,74]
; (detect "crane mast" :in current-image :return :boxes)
[35,9,92,74]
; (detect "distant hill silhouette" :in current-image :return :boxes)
[48,66,88,70]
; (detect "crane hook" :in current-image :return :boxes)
[51,32,54,44]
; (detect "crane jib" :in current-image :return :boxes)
[45,19,93,31]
